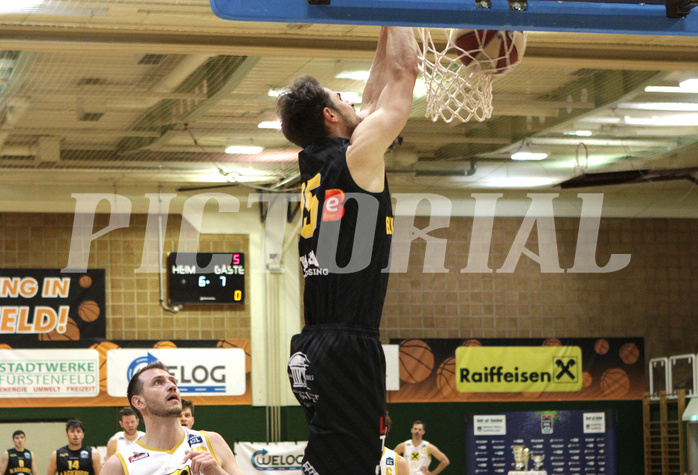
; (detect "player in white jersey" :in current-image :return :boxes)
[106,408,145,461]
[100,361,243,475]
[394,421,449,475]
[380,447,408,475]
[115,427,214,475]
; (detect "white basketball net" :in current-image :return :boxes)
[417,28,527,124]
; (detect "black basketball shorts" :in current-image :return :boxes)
[288,324,387,475]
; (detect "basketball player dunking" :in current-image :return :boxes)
[277,27,418,475]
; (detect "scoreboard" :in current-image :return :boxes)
[167,252,245,304]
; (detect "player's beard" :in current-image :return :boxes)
[336,108,362,134]
[148,401,182,418]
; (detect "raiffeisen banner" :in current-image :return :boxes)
[0,349,99,397]
[456,346,583,393]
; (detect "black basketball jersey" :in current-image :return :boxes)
[55,446,94,475]
[5,449,32,475]
[298,137,393,329]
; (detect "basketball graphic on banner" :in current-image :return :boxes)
[600,368,630,398]
[542,338,562,347]
[79,275,92,288]
[582,371,593,388]
[90,341,121,391]
[619,343,640,364]
[217,339,252,373]
[436,357,458,397]
[154,341,177,349]
[594,339,610,355]
[462,339,482,347]
[399,339,434,383]
[38,318,80,341]
[78,300,100,322]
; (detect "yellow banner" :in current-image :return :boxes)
[455,346,583,392]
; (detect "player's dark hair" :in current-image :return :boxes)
[413,420,426,430]
[66,419,85,433]
[12,430,24,439]
[277,75,334,149]
[119,406,137,420]
[181,399,194,415]
[127,360,169,420]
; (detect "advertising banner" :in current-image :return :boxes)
[0,349,99,397]
[465,409,617,475]
[456,346,583,392]
[0,269,105,345]
[234,441,307,475]
[389,337,643,402]
[0,339,251,408]
[106,348,246,397]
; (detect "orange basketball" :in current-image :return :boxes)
[619,343,640,365]
[594,339,609,355]
[600,368,630,398]
[542,338,562,347]
[39,317,80,341]
[399,340,434,383]
[453,29,525,75]
[0,344,11,349]
[462,339,482,347]
[79,275,92,288]
[217,339,252,373]
[582,371,593,388]
[90,341,121,391]
[153,341,177,349]
[78,300,100,322]
[436,357,458,397]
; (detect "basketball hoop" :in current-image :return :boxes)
[417,28,527,124]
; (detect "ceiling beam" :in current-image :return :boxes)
[2,26,698,70]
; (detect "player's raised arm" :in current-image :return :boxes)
[346,27,418,192]
[359,27,389,118]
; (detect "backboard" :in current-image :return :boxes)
[211,0,698,36]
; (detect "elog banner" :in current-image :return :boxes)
[234,441,307,475]
[107,348,246,397]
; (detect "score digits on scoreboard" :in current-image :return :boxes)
[167,252,245,304]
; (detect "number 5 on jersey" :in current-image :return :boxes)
[301,173,321,239]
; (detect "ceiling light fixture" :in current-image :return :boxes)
[623,114,698,126]
[617,102,698,112]
[645,80,698,93]
[258,121,282,129]
[335,70,371,81]
[0,0,42,13]
[680,79,698,91]
[225,145,264,154]
[563,130,593,136]
[511,151,548,161]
